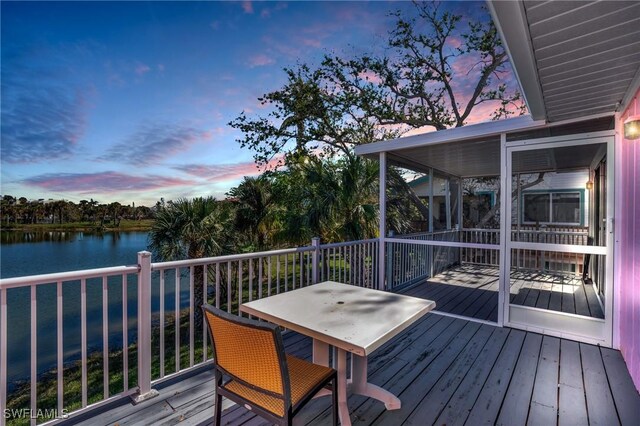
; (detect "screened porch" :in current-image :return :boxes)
[356,115,614,345]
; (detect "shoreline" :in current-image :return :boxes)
[0,219,154,233]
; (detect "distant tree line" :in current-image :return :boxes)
[0,195,154,227]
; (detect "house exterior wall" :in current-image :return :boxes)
[616,88,640,391]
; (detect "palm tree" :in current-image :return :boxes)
[228,176,277,250]
[148,197,236,328]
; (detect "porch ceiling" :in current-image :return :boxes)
[489,0,640,122]
[356,116,545,177]
[355,115,610,177]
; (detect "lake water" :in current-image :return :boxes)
[1,231,189,390]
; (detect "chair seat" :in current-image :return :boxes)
[224,354,334,417]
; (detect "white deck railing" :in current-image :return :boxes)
[0,227,589,424]
[0,238,378,425]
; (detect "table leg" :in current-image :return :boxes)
[312,339,332,399]
[336,348,351,426]
[351,354,401,410]
[312,339,330,366]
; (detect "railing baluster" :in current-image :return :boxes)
[122,275,129,390]
[267,257,272,296]
[159,270,164,379]
[238,260,243,314]
[175,268,180,372]
[285,254,289,292]
[226,262,232,313]
[102,276,109,399]
[0,287,6,426]
[249,258,254,301]
[215,263,221,309]
[258,257,263,299]
[57,281,63,412]
[299,252,303,288]
[292,252,296,290]
[189,266,194,367]
[81,278,87,407]
[30,285,37,426]
[276,255,280,294]
[0,288,8,426]
[203,265,208,363]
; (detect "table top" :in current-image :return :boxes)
[240,281,436,356]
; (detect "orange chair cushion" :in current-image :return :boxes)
[223,355,334,417]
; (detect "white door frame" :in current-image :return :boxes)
[499,131,615,347]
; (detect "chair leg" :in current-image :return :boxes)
[332,376,338,426]
[214,389,222,426]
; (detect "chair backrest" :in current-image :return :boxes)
[202,304,291,401]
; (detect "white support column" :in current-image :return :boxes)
[133,251,159,404]
[457,177,463,230]
[498,133,509,327]
[445,178,452,230]
[378,152,387,291]
[428,168,434,233]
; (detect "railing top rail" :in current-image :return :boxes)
[151,245,315,269]
[394,229,460,238]
[319,238,378,249]
[0,265,140,289]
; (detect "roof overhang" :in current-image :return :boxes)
[488,0,640,122]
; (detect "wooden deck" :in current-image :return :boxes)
[402,265,604,322]
[63,313,640,426]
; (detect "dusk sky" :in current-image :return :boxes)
[1,1,514,207]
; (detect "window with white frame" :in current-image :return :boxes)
[523,191,582,225]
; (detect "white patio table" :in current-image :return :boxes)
[240,281,436,426]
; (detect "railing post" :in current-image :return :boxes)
[311,237,320,284]
[378,152,387,291]
[386,231,394,290]
[133,251,159,404]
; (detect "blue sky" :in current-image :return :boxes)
[1,1,504,207]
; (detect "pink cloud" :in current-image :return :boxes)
[99,123,210,165]
[448,36,463,50]
[300,38,322,48]
[248,53,275,68]
[23,172,196,194]
[241,1,253,14]
[174,156,283,182]
[157,64,165,72]
[135,62,151,76]
[358,70,383,84]
[262,35,301,58]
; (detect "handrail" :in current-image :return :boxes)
[319,238,378,249]
[0,265,139,289]
[150,245,315,269]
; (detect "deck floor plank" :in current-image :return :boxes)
[372,321,483,426]
[464,328,527,425]
[600,347,640,425]
[528,335,560,426]
[433,327,511,426]
[580,342,620,425]
[558,339,589,426]
[404,325,501,425]
[495,332,543,426]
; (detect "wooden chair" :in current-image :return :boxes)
[202,304,339,426]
